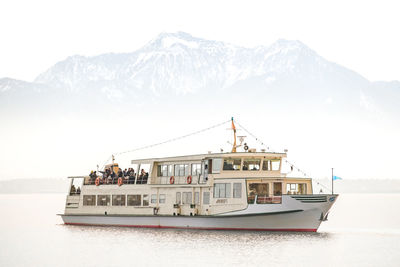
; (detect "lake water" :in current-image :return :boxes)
[1,194,399,267]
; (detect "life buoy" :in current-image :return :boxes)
[187,175,192,184]
[95,177,100,186]
[169,176,175,184]
[118,177,123,186]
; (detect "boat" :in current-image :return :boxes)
[60,118,338,232]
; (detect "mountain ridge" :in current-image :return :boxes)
[0,31,399,114]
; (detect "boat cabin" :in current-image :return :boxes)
[65,151,313,217]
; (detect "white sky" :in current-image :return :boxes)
[1,0,399,82]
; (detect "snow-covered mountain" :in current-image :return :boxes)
[1,31,399,113]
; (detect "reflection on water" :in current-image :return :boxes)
[0,194,400,267]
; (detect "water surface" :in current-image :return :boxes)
[0,194,399,266]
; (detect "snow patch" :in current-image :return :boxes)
[161,37,199,49]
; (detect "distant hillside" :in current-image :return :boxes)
[0,179,69,194]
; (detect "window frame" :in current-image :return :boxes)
[127,194,141,206]
[243,158,261,171]
[97,195,111,206]
[143,194,149,206]
[213,183,231,198]
[151,194,157,204]
[223,158,242,171]
[191,163,202,176]
[83,195,96,206]
[112,194,126,206]
[233,183,242,198]
[203,191,210,205]
[159,194,166,204]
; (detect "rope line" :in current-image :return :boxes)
[316,181,331,192]
[234,120,275,152]
[285,159,309,177]
[99,119,231,169]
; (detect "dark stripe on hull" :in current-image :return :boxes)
[59,209,303,218]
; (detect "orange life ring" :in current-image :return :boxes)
[95,177,100,186]
[118,178,123,186]
[187,175,192,184]
[169,176,175,184]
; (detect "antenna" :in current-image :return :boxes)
[231,117,237,152]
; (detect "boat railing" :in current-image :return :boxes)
[83,176,148,185]
[83,175,201,186]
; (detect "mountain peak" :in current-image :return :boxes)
[145,31,203,50]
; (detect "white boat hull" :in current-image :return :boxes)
[61,195,337,232]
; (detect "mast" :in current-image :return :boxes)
[231,117,237,153]
[331,168,334,195]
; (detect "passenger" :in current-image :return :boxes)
[70,184,76,195]
[129,170,135,184]
[76,187,81,194]
[138,169,146,184]
[89,170,97,184]
[142,170,149,184]
[123,168,128,177]
[118,168,123,178]
[108,169,114,184]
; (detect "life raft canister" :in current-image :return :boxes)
[169,176,175,184]
[187,175,192,184]
[118,177,123,186]
[95,177,100,186]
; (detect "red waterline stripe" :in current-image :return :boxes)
[64,223,317,232]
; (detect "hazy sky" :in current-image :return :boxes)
[1,0,399,82]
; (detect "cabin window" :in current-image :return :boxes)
[182,192,192,204]
[286,183,307,194]
[97,195,111,206]
[212,159,222,173]
[214,183,231,198]
[127,195,141,206]
[174,164,189,177]
[112,195,126,206]
[157,165,169,177]
[176,192,181,204]
[151,194,157,204]
[203,192,210,205]
[223,158,241,171]
[83,195,96,206]
[194,192,200,204]
[233,183,242,198]
[247,183,269,204]
[168,165,173,176]
[243,159,260,171]
[274,182,282,196]
[191,163,201,176]
[159,194,166,204]
[271,159,281,171]
[262,160,270,171]
[143,194,149,206]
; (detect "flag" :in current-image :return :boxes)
[333,176,342,180]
